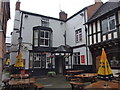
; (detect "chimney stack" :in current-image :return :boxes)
[95,0,102,3]
[16,0,21,10]
[59,10,67,21]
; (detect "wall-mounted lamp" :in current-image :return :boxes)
[80,13,84,16]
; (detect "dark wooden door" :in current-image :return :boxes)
[55,55,65,74]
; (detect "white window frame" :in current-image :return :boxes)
[40,30,50,47]
[102,15,116,33]
[73,52,80,65]
[33,53,41,68]
[34,30,38,47]
[75,29,82,43]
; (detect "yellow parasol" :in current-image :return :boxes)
[14,51,24,68]
[97,48,113,86]
[5,58,10,66]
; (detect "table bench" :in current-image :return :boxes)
[70,81,91,90]
[33,83,44,90]
[65,75,80,81]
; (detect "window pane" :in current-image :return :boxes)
[79,33,82,41]
[34,31,38,38]
[75,29,82,43]
[45,39,49,45]
[34,61,40,67]
[45,32,49,38]
[102,18,108,33]
[78,55,80,64]
[40,39,44,45]
[76,35,78,42]
[40,31,44,37]
[34,39,38,46]
[109,19,115,30]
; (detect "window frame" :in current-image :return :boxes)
[33,29,51,47]
[73,52,80,65]
[39,30,50,47]
[101,14,116,34]
[33,30,39,47]
[75,29,82,43]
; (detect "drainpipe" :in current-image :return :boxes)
[18,12,23,53]
[83,10,88,65]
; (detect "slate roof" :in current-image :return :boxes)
[88,1,120,23]
[53,45,72,53]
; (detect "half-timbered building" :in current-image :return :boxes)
[87,1,120,74]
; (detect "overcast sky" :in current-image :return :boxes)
[6,0,109,42]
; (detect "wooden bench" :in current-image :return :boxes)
[65,75,75,81]
[33,83,44,90]
[70,82,91,90]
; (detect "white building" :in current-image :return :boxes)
[10,1,102,75]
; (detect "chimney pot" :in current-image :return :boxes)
[16,1,21,10]
[95,0,102,3]
[59,11,67,21]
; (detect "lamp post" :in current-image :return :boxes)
[18,12,23,53]
[18,37,23,53]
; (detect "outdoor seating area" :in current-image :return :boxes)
[2,71,44,90]
[1,69,120,90]
[1,49,120,90]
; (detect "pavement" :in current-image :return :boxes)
[35,74,72,90]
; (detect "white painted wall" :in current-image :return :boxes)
[22,14,65,48]
[11,10,66,68]
[14,11,21,29]
[66,11,86,47]
[49,20,65,47]
[11,8,93,69]
[66,10,92,66]
[22,14,41,50]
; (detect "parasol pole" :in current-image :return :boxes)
[104,81,108,87]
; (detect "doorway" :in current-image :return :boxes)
[96,55,101,72]
[55,55,65,74]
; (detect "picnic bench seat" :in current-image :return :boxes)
[65,75,75,81]
[70,81,91,90]
[33,83,44,90]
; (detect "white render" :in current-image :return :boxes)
[10,9,92,69]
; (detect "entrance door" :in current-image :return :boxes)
[55,56,65,74]
[96,56,101,72]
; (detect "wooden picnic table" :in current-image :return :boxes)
[65,70,84,81]
[67,70,84,73]
[8,78,36,89]
[66,70,84,76]
[74,73,97,78]
[84,80,120,89]
[9,78,35,85]
[74,73,97,82]
[10,74,29,79]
